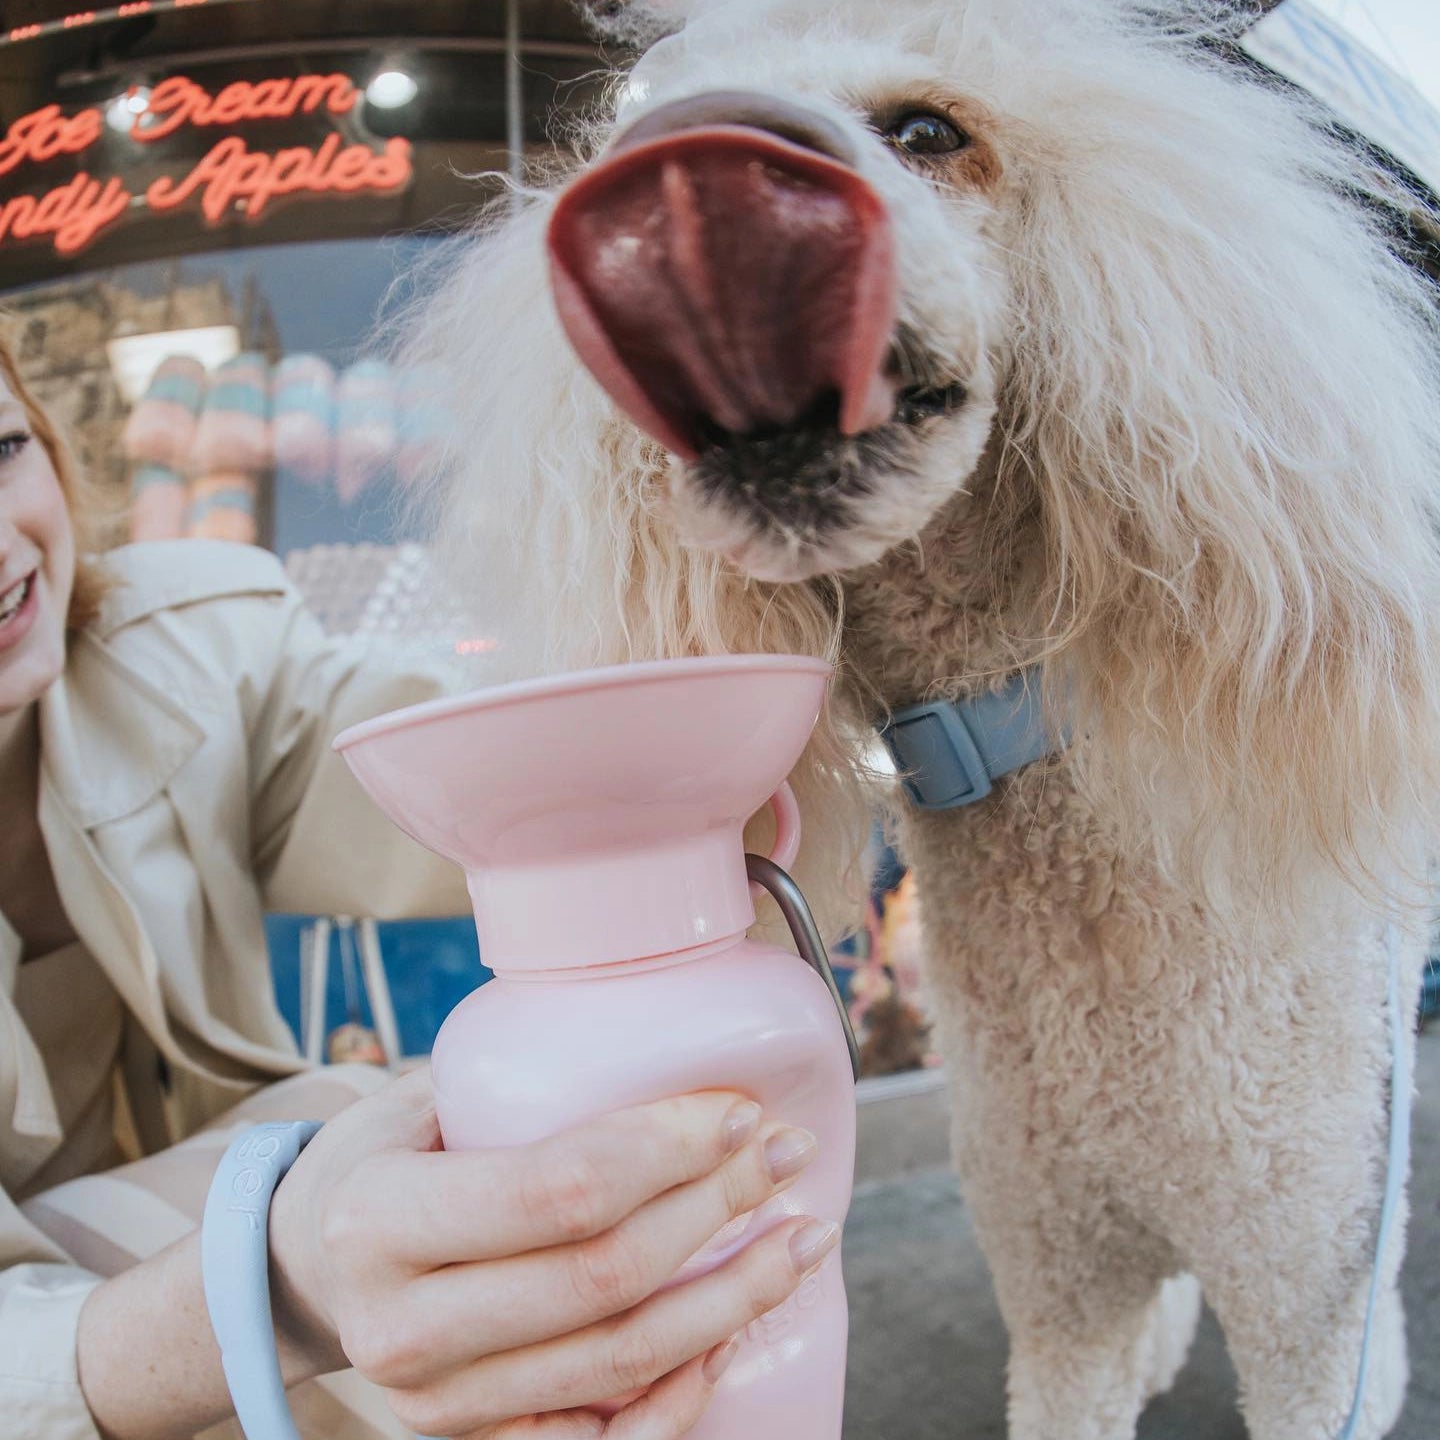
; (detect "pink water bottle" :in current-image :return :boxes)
[335,655,859,1437]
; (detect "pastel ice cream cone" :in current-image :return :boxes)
[273,353,336,485]
[123,355,207,469]
[187,471,258,544]
[335,358,397,505]
[129,460,189,541]
[193,352,271,477]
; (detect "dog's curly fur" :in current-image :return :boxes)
[401,1,1440,1434]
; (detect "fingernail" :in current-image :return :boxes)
[764,1127,818,1183]
[702,1336,739,1385]
[790,1220,840,1274]
[722,1101,762,1153]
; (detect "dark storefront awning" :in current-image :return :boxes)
[0,1,609,287]
[2,0,1436,291]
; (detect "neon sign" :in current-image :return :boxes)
[0,105,103,175]
[132,73,359,141]
[147,134,412,225]
[3,2,260,49]
[0,71,414,258]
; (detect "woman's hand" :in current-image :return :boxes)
[267,1067,833,1438]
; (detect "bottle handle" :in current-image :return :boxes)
[745,851,862,1085]
[764,781,803,874]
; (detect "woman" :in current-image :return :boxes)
[0,331,834,1440]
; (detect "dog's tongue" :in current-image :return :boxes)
[548,126,897,459]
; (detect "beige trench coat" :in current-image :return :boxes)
[0,539,469,1437]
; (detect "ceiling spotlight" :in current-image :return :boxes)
[365,69,419,110]
[106,85,151,136]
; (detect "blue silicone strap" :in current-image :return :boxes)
[201,1121,323,1440]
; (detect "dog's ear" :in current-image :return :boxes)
[575,0,700,46]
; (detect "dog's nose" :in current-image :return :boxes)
[610,89,858,167]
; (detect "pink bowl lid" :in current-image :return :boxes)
[335,655,832,969]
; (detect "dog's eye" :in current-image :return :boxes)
[885,111,968,156]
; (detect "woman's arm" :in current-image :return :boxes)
[76,1074,829,1440]
[77,1224,272,1440]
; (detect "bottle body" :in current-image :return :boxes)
[432,935,856,1439]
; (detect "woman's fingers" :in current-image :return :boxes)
[454,1345,731,1440]
[289,1073,833,1440]
[361,1092,765,1271]
[374,1122,817,1377]
[457,1347,731,1440]
[602,1344,738,1440]
[386,1216,840,1437]
[458,1412,606,1440]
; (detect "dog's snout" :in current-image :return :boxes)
[610,89,857,167]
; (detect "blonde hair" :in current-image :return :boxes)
[0,320,119,631]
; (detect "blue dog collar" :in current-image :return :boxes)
[878,668,1057,809]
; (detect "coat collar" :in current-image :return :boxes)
[37,538,287,829]
[39,629,204,829]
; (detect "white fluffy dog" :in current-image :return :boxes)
[403,1,1440,1435]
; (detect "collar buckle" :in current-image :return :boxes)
[877,667,1059,811]
[879,700,993,810]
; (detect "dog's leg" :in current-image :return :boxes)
[1200,1216,1408,1440]
[1004,1271,1201,1440]
[1188,926,1419,1440]
[957,1156,1192,1440]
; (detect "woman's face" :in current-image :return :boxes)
[0,373,74,715]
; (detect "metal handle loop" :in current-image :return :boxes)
[746,853,861,1083]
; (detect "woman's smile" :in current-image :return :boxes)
[0,570,38,650]
[0,396,73,714]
